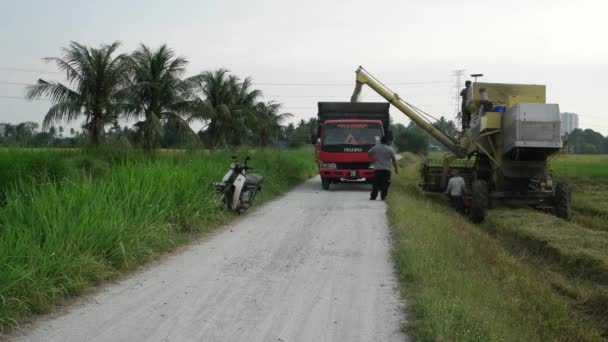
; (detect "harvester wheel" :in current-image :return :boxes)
[474,155,492,181]
[321,177,331,190]
[470,179,488,223]
[555,182,572,221]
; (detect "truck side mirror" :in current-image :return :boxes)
[310,134,317,145]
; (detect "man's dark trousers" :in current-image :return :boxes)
[450,195,465,213]
[371,170,391,200]
[462,105,471,131]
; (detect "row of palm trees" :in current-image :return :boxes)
[26,41,292,149]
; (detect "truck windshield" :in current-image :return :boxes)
[322,122,383,147]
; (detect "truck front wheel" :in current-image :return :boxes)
[321,178,331,190]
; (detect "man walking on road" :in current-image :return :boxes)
[368,136,399,200]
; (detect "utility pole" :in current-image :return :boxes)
[452,69,466,125]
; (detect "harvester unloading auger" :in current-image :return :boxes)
[351,66,572,222]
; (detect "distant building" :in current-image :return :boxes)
[0,123,7,137]
[560,112,579,135]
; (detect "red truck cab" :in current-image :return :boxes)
[314,102,391,190]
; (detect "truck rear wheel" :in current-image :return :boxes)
[555,182,572,221]
[321,178,330,190]
[470,179,488,223]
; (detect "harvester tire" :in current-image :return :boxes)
[321,177,331,190]
[474,155,492,181]
[555,182,572,221]
[470,179,488,223]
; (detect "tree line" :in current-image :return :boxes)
[13,41,306,149]
[391,116,458,155]
[564,128,608,154]
[390,118,608,155]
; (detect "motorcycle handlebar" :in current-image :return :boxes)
[231,157,253,171]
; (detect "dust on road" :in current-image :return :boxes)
[15,178,406,342]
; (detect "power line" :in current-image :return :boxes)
[264,95,346,98]
[0,67,60,74]
[2,80,450,87]
[0,95,50,101]
[0,82,33,86]
[2,79,449,88]
[254,81,450,86]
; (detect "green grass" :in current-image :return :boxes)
[0,148,316,333]
[483,208,608,336]
[548,155,608,232]
[566,176,608,231]
[485,209,608,284]
[550,155,608,177]
[387,156,601,341]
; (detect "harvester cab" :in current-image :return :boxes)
[351,66,572,222]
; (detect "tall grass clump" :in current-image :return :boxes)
[0,149,75,199]
[0,147,315,332]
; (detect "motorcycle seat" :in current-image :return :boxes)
[245,173,264,186]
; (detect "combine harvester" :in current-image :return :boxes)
[351,66,571,222]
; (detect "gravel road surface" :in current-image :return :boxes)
[15,178,406,342]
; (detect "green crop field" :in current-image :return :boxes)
[548,155,608,232]
[388,153,608,341]
[550,154,608,177]
[0,148,316,333]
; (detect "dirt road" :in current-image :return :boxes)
[15,178,406,342]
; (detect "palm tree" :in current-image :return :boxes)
[123,44,199,150]
[228,77,263,145]
[48,126,57,138]
[254,101,293,146]
[189,69,234,148]
[189,69,263,148]
[26,41,129,144]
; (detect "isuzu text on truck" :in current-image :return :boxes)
[313,102,391,190]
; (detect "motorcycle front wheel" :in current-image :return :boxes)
[216,186,234,211]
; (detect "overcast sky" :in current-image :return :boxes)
[1,0,607,134]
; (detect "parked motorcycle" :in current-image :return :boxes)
[213,156,264,214]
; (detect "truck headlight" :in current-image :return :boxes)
[322,163,337,169]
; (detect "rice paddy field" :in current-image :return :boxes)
[0,147,316,334]
[551,154,608,232]
[388,153,608,341]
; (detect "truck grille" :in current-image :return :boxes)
[336,162,371,170]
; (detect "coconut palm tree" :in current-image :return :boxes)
[254,101,293,146]
[26,41,129,144]
[227,76,263,145]
[189,69,263,148]
[122,44,200,150]
[189,68,235,148]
